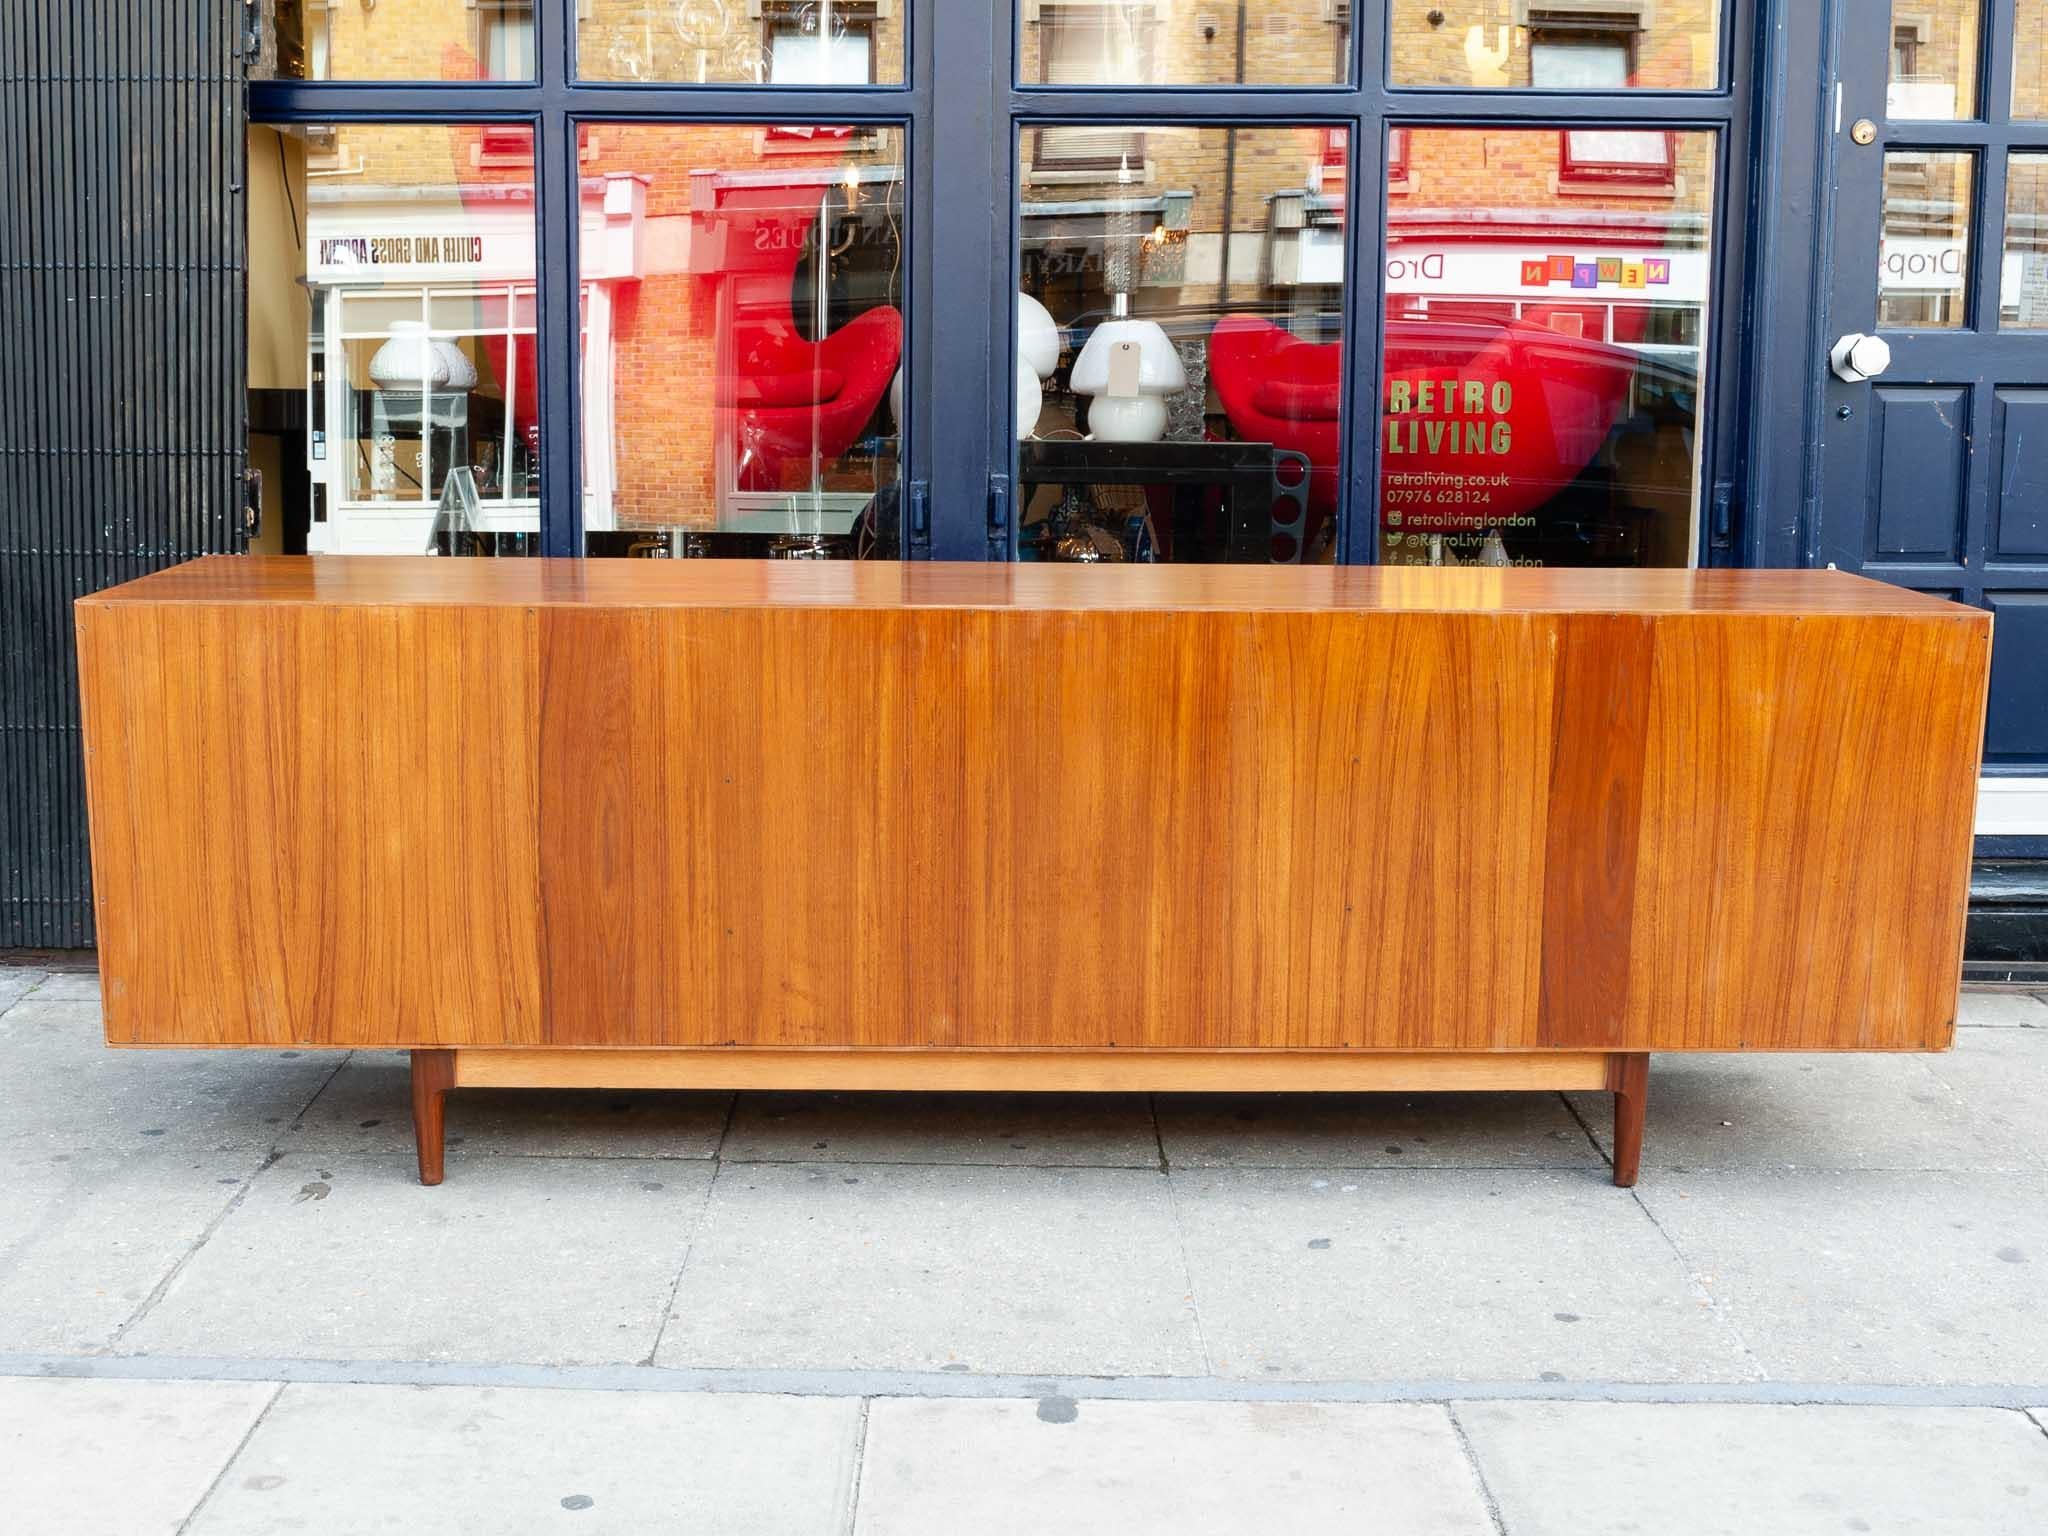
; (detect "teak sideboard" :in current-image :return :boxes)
[75,558,1992,1186]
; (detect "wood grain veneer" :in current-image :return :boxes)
[77,557,1990,1055]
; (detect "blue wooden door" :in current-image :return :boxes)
[1818,0,2048,768]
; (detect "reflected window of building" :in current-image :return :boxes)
[245,124,541,556]
[1377,128,1716,570]
[579,125,906,560]
[579,0,903,85]
[2016,1,2048,118]
[1019,0,1348,88]
[1015,126,1349,565]
[1886,0,1981,120]
[259,0,538,81]
[1879,151,1974,328]
[1391,2,1718,90]
[2004,154,2048,329]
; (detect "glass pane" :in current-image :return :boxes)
[1017,126,1348,564]
[2016,1,2048,118]
[1020,1,1347,88]
[246,124,540,555]
[257,0,536,81]
[580,125,907,560]
[1391,2,1718,90]
[1887,0,1980,120]
[2002,154,2048,328]
[1880,151,1974,329]
[580,0,904,84]
[1379,128,1716,570]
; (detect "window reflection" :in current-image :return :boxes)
[1020,0,1349,88]
[1887,0,1981,121]
[1378,128,1715,570]
[580,0,902,84]
[1391,2,1719,90]
[259,0,536,81]
[246,124,541,556]
[2016,1,2048,118]
[1880,151,1974,329]
[580,126,906,560]
[1016,127,1349,564]
[2002,155,2048,329]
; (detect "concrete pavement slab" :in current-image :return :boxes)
[1919,1029,2048,1169]
[1636,1170,2048,1383]
[657,1163,1205,1375]
[1957,991,2048,1027]
[124,1153,714,1365]
[723,1091,1161,1166]
[185,1383,859,1536]
[855,1399,1494,1534]
[0,966,48,1011]
[18,971,102,1002]
[1458,1400,2048,1535]
[0,1377,276,1536]
[287,1052,731,1160]
[0,1006,338,1156]
[1156,1091,1601,1169]
[1565,1050,2012,1173]
[0,1152,254,1352]
[1172,1168,1756,1382]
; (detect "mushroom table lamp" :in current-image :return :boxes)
[1069,300,1185,444]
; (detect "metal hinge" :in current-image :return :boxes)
[908,478,930,538]
[242,0,265,67]
[987,471,1012,553]
[1709,479,1736,551]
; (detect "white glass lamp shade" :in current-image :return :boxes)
[1068,319,1186,397]
[1017,292,1061,380]
[1085,393,1169,444]
[368,321,477,390]
[1017,357,1043,439]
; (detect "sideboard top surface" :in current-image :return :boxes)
[76,555,1981,620]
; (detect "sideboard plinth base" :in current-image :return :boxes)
[409,1047,1653,1188]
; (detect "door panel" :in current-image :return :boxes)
[1819,0,2048,769]
[1992,390,2048,555]
[1872,386,1971,559]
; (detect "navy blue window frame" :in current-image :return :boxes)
[250,0,1762,565]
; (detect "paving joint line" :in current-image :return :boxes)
[173,1379,284,1536]
[641,1149,727,1367]
[108,1051,354,1348]
[844,1397,873,1536]
[7,1354,2048,1411]
[1444,1403,1510,1536]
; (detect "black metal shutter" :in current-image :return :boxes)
[0,1,246,948]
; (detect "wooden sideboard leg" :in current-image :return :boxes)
[410,1049,456,1186]
[1607,1052,1650,1188]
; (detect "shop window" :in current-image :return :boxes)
[246,123,543,556]
[577,124,906,558]
[2003,154,2048,328]
[1015,125,1350,564]
[1377,127,1716,571]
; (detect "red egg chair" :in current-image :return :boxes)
[709,195,903,493]
[1209,307,1639,535]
